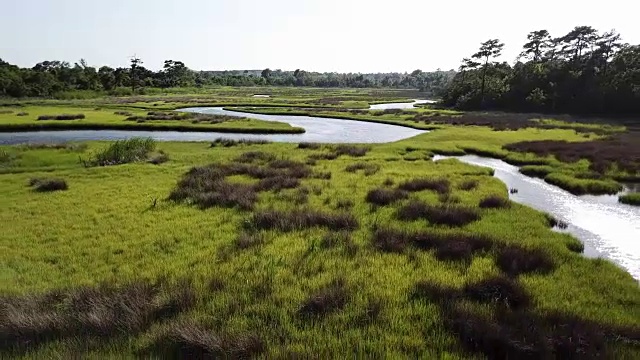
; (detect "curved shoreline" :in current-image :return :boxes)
[0,122,306,134]
[220,107,440,131]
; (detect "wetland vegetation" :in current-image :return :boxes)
[1,23,639,359]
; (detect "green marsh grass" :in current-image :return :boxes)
[0,121,638,357]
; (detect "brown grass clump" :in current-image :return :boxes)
[398,178,450,194]
[37,114,85,121]
[169,159,313,210]
[249,209,359,232]
[463,276,531,310]
[210,138,270,147]
[397,200,481,227]
[345,162,380,176]
[334,145,370,157]
[495,246,555,276]
[28,178,68,192]
[479,195,511,209]
[0,279,196,352]
[298,279,350,317]
[234,151,276,164]
[365,188,409,206]
[141,320,264,359]
[371,228,410,253]
[298,142,321,150]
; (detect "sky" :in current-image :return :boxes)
[1,0,637,73]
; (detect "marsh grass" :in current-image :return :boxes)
[17,142,88,152]
[544,173,622,195]
[1,101,639,358]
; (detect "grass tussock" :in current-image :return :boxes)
[234,151,276,164]
[254,176,300,192]
[396,200,481,227]
[478,195,511,209]
[28,178,68,192]
[298,142,321,150]
[345,162,380,176]
[334,145,370,157]
[37,114,85,121]
[113,111,133,116]
[249,209,358,232]
[210,138,270,147]
[89,137,156,166]
[298,279,349,318]
[0,279,196,352]
[398,178,450,194]
[16,112,29,116]
[463,276,531,310]
[496,246,555,276]
[365,188,408,206]
[141,321,264,359]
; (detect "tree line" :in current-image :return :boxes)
[0,55,454,98]
[441,26,640,115]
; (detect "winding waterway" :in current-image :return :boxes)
[434,155,640,280]
[0,101,638,280]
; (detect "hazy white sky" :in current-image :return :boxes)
[1,0,637,72]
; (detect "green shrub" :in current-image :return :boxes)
[90,138,156,166]
[619,193,640,206]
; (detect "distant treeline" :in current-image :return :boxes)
[0,56,455,98]
[441,26,640,115]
